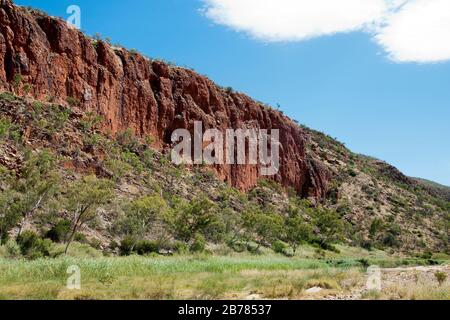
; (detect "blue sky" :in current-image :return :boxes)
[16,0,450,185]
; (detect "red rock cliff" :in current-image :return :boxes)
[0,0,330,198]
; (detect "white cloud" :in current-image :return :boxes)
[375,0,450,63]
[202,0,450,63]
[202,0,392,41]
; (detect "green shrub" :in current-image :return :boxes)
[246,242,261,255]
[109,240,119,251]
[13,74,22,90]
[16,231,52,259]
[74,233,88,243]
[348,168,358,177]
[119,236,136,256]
[116,129,140,152]
[336,202,351,215]
[314,248,326,259]
[435,271,447,286]
[272,240,289,255]
[0,117,12,139]
[31,101,44,115]
[285,214,312,252]
[30,104,71,137]
[23,83,32,94]
[140,148,154,169]
[89,238,103,250]
[0,117,21,142]
[67,96,80,108]
[122,151,144,174]
[226,239,246,253]
[369,218,383,239]
[104,158,132,181]
[45,219,71,243]
[172,241,189,254]
[4,240,21,259]
[168,196,221,242]
[80,112,103,132]
[135,240,159,255]
[119,238,163,256]
[83,133,102,151]
[114,195,170,239]
[225,87,234,94]
[419,251,433,260]
[242,207,284,246]
[312,208,344,249]
[358,258,370,268]
[49,105,71,130]
[382,223,401,248]
[190,233,206,253]
[0,92,17,102]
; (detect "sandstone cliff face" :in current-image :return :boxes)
[0,0,330,198]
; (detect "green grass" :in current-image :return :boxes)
[0,254,361,300]
[0,255,330,282]
[0,244,448,300]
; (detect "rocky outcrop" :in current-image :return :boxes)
[0,0,331,198]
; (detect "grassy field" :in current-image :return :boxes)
[0,244,449,300]
[0,255,364,300]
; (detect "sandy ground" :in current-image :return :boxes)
[321,265,450,300]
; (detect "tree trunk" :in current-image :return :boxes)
[64,224,78,255]
[16,193,46,239]
[17,221,24,239]
[64,210,85,255]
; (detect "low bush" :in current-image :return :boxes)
[435,271,447,286]
[0,116,21,142]
[119,236,137,256]
[67,96,80,108]
[45,219,71,243]
[104,158,132,181]
[89,238,103,250]
[119,237,160,256]
[246,242,262,255]
[272,240,289,255]
[116,129,140,152]
[348,168,358,177]
[190,233,206,253]
[16,231,52,259]
[171,241,189,254]
[135,240,159,255]
[226,240,246,253]
[0,92,17,102]
[74,233,88,243]
[1,241,21,259]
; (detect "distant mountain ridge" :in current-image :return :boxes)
[412,178,450,201]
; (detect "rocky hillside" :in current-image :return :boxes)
[303,127,449,252]
[0,0,329,199]
[412,178,450,202]
[0,0,448,254]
